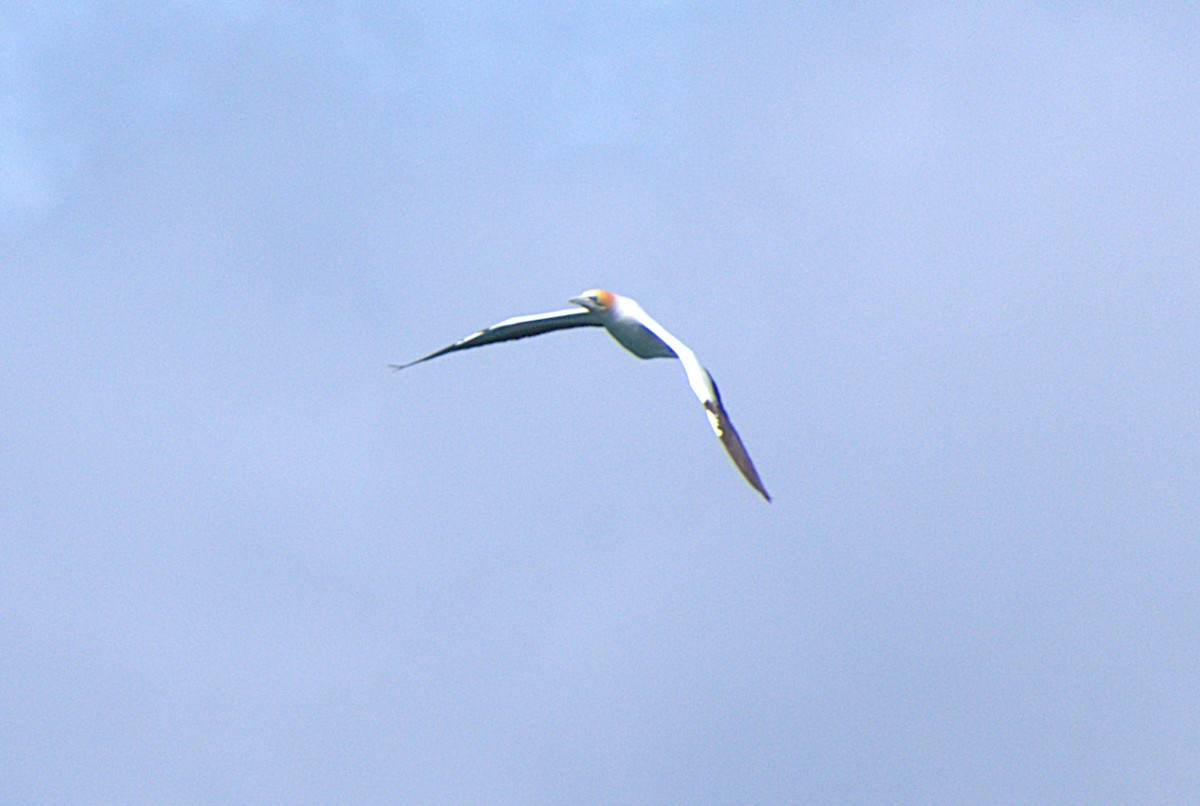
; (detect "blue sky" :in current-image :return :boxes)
[3,3,1198,803]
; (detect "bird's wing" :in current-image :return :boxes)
[691,366,771,501]
[632,312,771,502]
[392,308,603,369]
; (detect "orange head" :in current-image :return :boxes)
[568,288,617,312]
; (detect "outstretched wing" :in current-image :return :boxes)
[392,308,602,370]
[697,370,771,502]
[627,305,771,501]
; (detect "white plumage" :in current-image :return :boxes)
[393,289,770,501]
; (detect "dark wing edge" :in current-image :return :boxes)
[703,372,771,502]
[390,309,602,370]
[389,328,490,370]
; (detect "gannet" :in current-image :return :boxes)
[393,289,771,501]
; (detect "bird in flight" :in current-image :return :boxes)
[392,289,770,501]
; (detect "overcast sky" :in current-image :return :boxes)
[3,3,1198,803]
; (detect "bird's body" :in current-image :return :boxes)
[393,289,770,501]
[599,297,679,359]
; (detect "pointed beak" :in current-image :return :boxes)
[568,296,591,309]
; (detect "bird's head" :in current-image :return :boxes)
[568,288,617,313]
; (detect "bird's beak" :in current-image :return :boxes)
[568,296,590,309]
